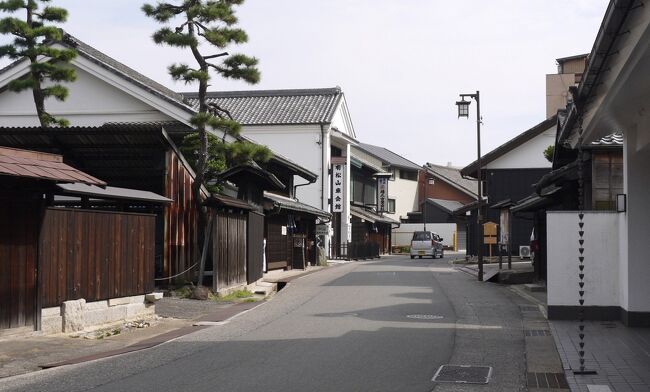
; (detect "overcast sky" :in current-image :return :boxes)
[0,1,609,167]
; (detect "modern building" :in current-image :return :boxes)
[545,54,588,118]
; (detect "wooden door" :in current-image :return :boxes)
[0,197,39,331]
[247,212,264,284]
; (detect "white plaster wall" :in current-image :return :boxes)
[0,63,178,127]
[241,125,323,209]
[485,126,555,169]
[547,211,619,308]
[330,96,356,138]
[623,129,650,312]
[387,175,419,221]
[392,223,455,248]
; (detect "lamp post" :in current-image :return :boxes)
[456,91,484,281]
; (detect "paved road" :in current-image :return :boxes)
[0,255,527,392]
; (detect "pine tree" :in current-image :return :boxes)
[0,0,76,127]
[143,0,271,281]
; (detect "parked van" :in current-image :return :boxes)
[410,231,444,259]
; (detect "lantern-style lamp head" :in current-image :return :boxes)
[456,98,470,118]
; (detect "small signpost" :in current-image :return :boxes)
[483,221,498,258]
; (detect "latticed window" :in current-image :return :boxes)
[591,152,623,210]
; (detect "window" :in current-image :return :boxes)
[399,169,418,181]
[592,152,624,210]
[412,231,431,241]
[388,199,396,213]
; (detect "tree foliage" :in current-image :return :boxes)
[543,144,554,163]
[142,0,271,194]
[0,0,76,127]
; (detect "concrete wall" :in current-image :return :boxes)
[547,211,619,308]
[388,171,419,221]
[41,295,156,335]
[392,223,455,248]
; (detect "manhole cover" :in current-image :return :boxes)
[406,314,444,320]
[432,365,492,384]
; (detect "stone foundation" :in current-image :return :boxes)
[41,295,156,334]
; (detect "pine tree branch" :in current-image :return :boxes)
[203,52,228,59]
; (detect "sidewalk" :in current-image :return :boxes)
[0,264,332,380]
[508,282,650,392]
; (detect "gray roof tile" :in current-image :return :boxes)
[426,198,465,214]
[591,132,623,146]
[355,143,421,171]
[182,88,343,125]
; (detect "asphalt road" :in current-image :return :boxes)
[0,254,526,392]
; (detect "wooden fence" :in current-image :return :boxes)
[40,208,155,308]
[212,211,247,291]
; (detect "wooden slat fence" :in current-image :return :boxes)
[212,211,247,291]
[40,208,155,308]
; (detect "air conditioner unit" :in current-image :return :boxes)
[519,245,532,259]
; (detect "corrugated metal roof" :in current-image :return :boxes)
[355,143,421,171]
[264,192,331,218]
[425,163,478,197]
[57,183,171,203]
[0,147,104,185]
[182,88,343,125]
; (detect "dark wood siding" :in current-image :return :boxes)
[247,212,264,284]
[163,150,199,283]
[40,208,155,308]
[0,195,39,330]
[212,211,247,290]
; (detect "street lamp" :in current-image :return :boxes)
[456,91,484,281]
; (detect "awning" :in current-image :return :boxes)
[350,205,399,224]
[0,146,104,186]
[490,199,515,209]
[264,192,331,218]
[57,183,172,204]
[207,194,255,210]
[216,161,285,191]
[511,186,562,213]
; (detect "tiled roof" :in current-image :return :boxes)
[182,88,343,125]
[0,147,105,185]
[426,198,465,214]
[62,34,195,114]
[590,132,623,146]
[425,163,477,197]
[264,192,331,218]
[355,143,421,171]
[350,205,400,224]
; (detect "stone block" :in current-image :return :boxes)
[125,303,146,319]
[145,292,164,303]
[62,299,86,333]
[41,314,63,334]
[84,300,109,311]
[108,295,144,307]
[41,306,61,318]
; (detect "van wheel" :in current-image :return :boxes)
[418,255,422,259]
[410,255,415,259]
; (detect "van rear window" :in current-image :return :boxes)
[412,232,431,241]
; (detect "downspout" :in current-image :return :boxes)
[320,123,328,211]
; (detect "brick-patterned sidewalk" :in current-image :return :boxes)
[550,320,650,392]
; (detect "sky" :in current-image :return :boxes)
[0,0,609,168]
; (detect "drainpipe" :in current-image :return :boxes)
[320,123,330,256]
